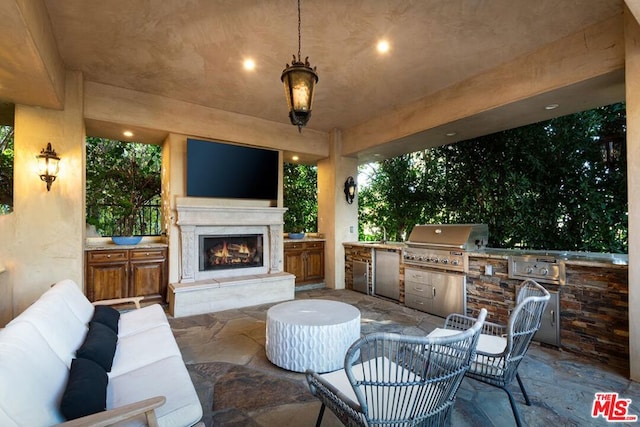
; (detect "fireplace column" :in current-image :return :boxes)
[180,225,196,282]
[269,224,283,273]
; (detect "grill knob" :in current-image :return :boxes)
[451,259,459,266]
[431,257,439,263]
[441,259,449,264]
[539,267,549,276]
[526,266,534,274]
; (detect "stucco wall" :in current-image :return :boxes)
[318,130,358,290]
[0,71,85,324]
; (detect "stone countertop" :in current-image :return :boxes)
[343,241,627,267]
[85,238,168,251]
[284,237,325,243]
[468,248,628,268]
[344,241,406,250]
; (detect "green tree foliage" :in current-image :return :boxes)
[359,153,434,241]
[358,103,627,253]
[0,125,13,214]
[283,163,318,233]
[86,137,161,236]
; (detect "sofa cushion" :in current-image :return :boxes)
[119,303,169,337]
[76,322,118,372]
[60,358,108,420]
[92,305,121,334]
[7,292,88,367]
[108,355,203,427]
[109,324,181,377]
[46,279,95,324]
[0,322,68,426]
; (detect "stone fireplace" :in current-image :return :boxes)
[168,197,295,317]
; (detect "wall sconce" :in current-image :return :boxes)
[344,176,356,204]
[36,142,60,191]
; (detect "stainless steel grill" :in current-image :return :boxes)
[402,224,488,318]
[403,224,488,273]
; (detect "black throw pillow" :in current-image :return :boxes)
[60,357,108,420]
[91,305,120,334]
[76,321,118,372]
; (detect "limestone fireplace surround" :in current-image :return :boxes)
[168,197,295,317]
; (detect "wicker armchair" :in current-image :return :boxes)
[306,308,487,427]
[429,279,550,427]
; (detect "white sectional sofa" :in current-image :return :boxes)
[0,279,203,426]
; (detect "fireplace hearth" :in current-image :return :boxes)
[200,234,263,271]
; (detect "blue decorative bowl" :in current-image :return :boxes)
[288,232,305,240]
[111,236,142,245]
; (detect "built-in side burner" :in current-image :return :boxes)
[508,255,566,285]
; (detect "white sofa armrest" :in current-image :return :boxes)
[55,395,165,427]
[93,296,145,309]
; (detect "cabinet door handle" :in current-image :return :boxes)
[433,288,436,297]
[550,310,555,326]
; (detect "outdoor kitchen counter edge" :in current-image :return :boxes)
[343,242,627,268]
[85,242,168,250]
[344,242,405,250]
[468,249,628,268]
[284,237,326,243]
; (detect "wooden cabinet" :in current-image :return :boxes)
[86,247,168,303]
[284,240,324,286]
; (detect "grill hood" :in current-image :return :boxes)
[407,224,489,250]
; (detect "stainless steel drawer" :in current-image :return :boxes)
[405,292,433,311]
[405,281,433,298]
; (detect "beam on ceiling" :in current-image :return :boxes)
[342,15,624,159]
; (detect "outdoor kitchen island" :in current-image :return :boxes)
[344,242,630,376]
[466,249,629,375]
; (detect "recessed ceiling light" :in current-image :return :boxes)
[446,132,457,137]
[243,58,256,71]
[292,155,299,161]
[377,40,390,54]
[545,104,559,110]
[123,130,133,137]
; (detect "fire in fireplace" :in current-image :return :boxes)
[199,234,264,271]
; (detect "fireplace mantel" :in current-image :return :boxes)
[175,198,287,282]
[176,198,288,227]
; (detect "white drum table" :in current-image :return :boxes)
[266,299,361,373]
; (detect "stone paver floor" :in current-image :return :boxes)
[169,288,640,427]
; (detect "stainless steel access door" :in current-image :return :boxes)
[353,261,369,294]
[404,267,466,318]
[374,249,400,301]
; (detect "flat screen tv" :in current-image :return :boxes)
[186,138,279,200]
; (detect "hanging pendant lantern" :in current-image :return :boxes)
[281,0,318,132]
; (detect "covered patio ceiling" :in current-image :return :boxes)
[0,0,627,163]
